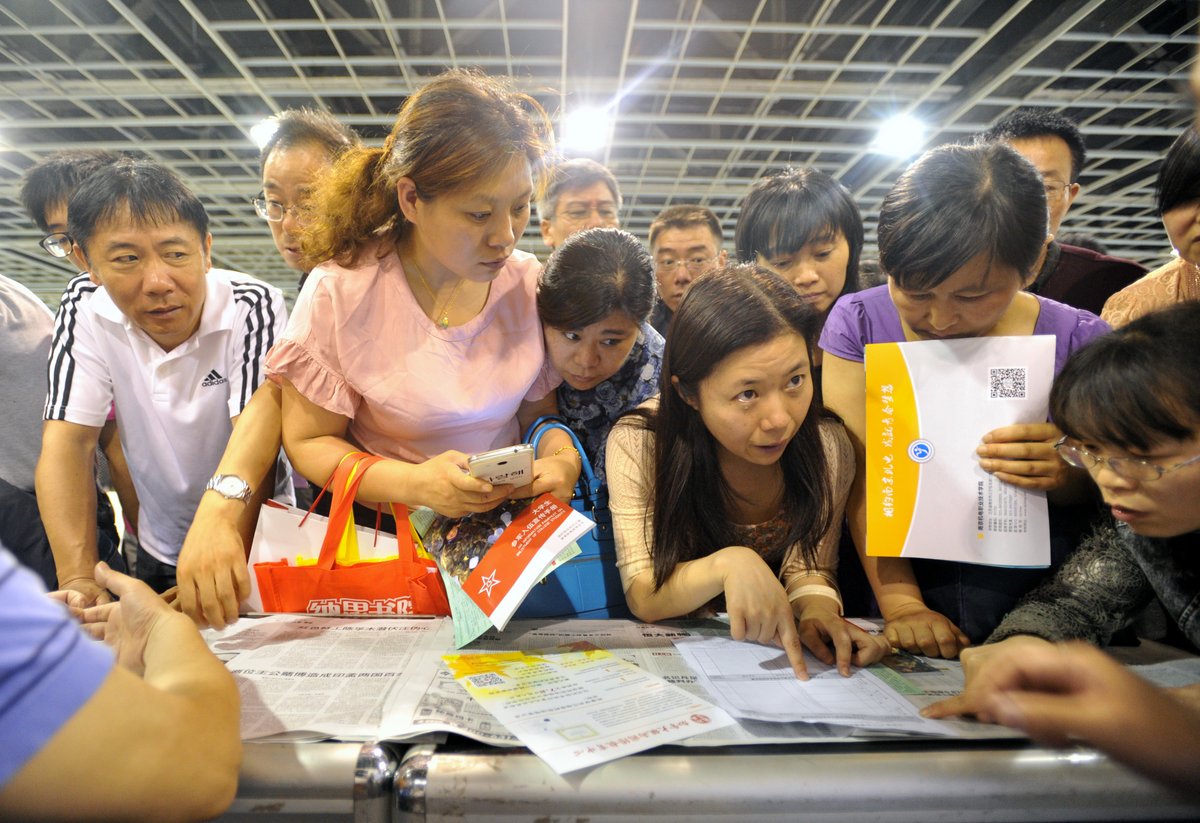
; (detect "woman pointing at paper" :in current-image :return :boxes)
[607,264,889,679]
[267,70,579,517]
[820,142,1109,657]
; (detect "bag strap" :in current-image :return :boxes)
[316,452,415,570]
[523,415,600,500]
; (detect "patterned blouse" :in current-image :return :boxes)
[557,322,664,484]
[1101,257,1200,328]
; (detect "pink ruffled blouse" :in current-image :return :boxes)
[266,244,557,463]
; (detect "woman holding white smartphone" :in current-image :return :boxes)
[267,70,580,518]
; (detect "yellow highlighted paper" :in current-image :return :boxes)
[865,336,1054,567]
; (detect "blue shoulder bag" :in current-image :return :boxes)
[514,417,631,619]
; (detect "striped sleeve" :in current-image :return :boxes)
[44,274,108,423]
[230,280,287,414]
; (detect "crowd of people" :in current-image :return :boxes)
[3,66,1199,816]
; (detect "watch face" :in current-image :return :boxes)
[215,476,249,498]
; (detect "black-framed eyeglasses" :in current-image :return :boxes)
[39,232,73,258]
[252,195,308,223]
[656,255,718,274]
[1054,436,1200,482]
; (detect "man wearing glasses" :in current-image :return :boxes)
[647,205,728,335]
[538,158,621,251]
[981,109,1145,316]
[10,151,131,589]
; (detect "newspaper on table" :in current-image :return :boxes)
[203,616,1022,747]
[442,642,735,773]
[865,335,1055,566]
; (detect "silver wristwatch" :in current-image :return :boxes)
[205,474,253,503]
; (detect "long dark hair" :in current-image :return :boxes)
[1051,302,1200,452]
[631,263,836,590]
[537,227,656,329]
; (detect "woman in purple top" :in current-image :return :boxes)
[820,141,1110,657]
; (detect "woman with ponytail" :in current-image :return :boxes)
[267,69,580,517]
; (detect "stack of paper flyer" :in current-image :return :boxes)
[420,494,593,646]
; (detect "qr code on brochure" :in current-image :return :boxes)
[467,672,505,688]
[989,367,1027,399]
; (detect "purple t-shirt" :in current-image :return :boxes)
[818,284,1110,375]
[0,547,114,787]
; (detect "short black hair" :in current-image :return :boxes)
[733,167,862,298]
[981,108,1087,183]
[878,142,1046,290]
[19,150,122,232]
[259,108,360,174]
[537,158,621,221]
[68,158,209,257]
[1156,126,1200,217]
[1051,302,1200,452]
[538,227,656,329]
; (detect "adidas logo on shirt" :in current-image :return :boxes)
[201,369,227,388]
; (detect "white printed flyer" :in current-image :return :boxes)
[442,642,735,774]
[864,335,1054,566]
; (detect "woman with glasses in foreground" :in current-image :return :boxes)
[924,302,1200,794]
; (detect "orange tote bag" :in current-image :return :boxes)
[253,452,451,616]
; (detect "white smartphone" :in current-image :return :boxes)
[466,443,534,486]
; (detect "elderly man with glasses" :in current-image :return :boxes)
[981,109,1146,316]
[646,205,728,336]
[538,158,622,251]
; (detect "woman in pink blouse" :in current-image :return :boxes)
[267,70,580,517]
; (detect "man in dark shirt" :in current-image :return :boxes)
[982,109,1146,315]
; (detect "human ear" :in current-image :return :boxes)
[201,232,214,273]
[396,177,422,225]
[71,244,92,277]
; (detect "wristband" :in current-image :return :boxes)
[788,584,844,614]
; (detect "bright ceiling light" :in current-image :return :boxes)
[871,113,927,158]
[560,106,613,155]
[250,116,280,150]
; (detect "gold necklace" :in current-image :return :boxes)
[409,258,465,329]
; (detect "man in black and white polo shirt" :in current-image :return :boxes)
[36,158,288,608]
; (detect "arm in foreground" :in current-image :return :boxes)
[923,639,1200,796]
[35,419,107,606]
[177,380,284,629]
[280,378,508,516]
[0,561,241,822]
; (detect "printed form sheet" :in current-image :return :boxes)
[865,335,1055,566]
[673,635,950,736]
[443,644,735,774]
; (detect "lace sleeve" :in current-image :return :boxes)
[987,519,1154,645]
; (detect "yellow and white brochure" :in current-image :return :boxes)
[864,335,1054,566]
